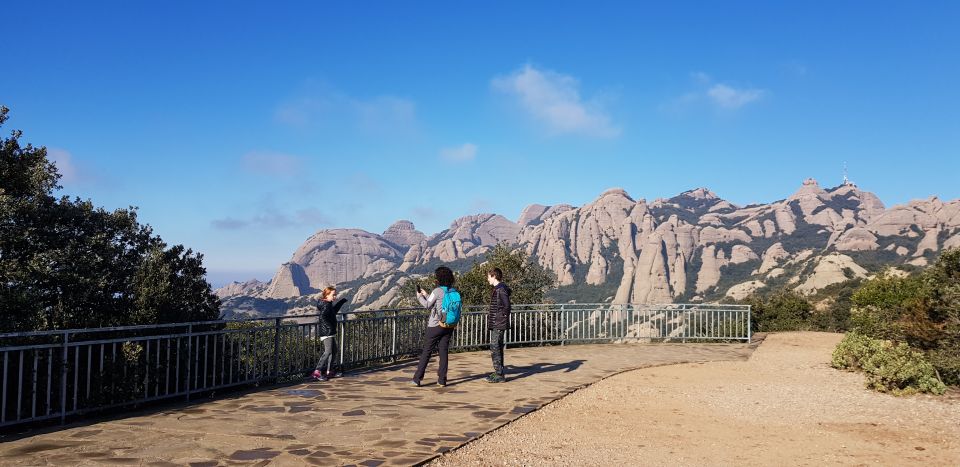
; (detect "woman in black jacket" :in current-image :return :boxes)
[312,286,347,381]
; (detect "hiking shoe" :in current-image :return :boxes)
[410,380,421,387]
[487,374,506,383]
[438,381,447,387]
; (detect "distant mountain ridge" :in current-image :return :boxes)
[217,179,960,318]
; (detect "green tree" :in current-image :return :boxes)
[843,250,960,386]
[457,243,556,306]
[395,243,556,309]
[916,248,960,384]
[743,289,813,332]
[0,106,220,332]
[850,269,929,344]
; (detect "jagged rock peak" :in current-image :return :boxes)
[215,279,265,299]
[286,229,403,292]
[790,177,826,199]
[382,220,426,247]
[679,187,719,200]
[264,262,312,299]
[518,204,550,226]
[517,204,575,227]
[597,187,634,202]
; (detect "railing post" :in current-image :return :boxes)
[185,324,192,402]
[273,318,281,379]
[391,310,398,361]
[747,305,752,343]
[59,332,68,423]
[560,304,565,346]
[339,316,345,369]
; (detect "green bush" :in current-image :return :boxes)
[927,343,960,386]
[743,290,813,332]
[863,341,945,395]
[831,332,882,370]
[843,250,960,386]
[832,333,946,395]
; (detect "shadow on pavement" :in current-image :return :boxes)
[445,359,586,386]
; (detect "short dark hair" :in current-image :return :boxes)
[487,267,503,281]
[435,266,455,288]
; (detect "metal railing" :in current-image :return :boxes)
[0,302,749,428]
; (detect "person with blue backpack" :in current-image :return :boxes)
[411,266,462,387]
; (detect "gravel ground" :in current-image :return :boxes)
[431,332,960,466]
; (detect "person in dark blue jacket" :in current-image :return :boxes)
[486,268,511,383]
[312,286,347,381]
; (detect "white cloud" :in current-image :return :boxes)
[46,148,110,187]
[782,60,808,76]
[47,148,80,183]
[492,64,620,138]
[439,143,477,162]
[469,198,492,213]
[275,84,418,135]
[46,148,79,183]
[411,206,438,220]
[706,84,766,109]
[666,74,768,113]
[212,196,332,230]
[353,96,417,133]
[691,71,712,84]
[241,152,304,178]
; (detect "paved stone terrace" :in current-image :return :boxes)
[0,342,757,466]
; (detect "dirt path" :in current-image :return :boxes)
[432,332,960,466]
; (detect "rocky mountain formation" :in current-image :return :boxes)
[217,179,960,318]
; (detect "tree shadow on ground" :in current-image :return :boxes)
[445,360,585,386]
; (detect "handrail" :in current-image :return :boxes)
[0,302,749,429]
[0,303,747,339]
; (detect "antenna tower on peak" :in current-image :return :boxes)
[842,162,853,186]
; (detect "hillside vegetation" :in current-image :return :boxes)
[736,248,959,394]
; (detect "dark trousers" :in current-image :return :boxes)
[490,329,506,377]
[414,326,454,383]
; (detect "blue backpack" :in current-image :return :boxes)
[439,286,462,328]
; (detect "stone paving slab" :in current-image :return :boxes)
[0,342,756,466]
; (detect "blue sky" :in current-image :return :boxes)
[4,2,959,286]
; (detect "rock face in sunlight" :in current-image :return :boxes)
[218,179,960,317]
[381,220,426,247]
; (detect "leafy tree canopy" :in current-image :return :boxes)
[397,243,556,308]
[457,243,556,306]
[0,106,219,332]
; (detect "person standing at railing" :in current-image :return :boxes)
[486,267,511,383]
[411,266,460,387]
[312,286,347,382]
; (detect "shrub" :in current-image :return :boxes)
[862,341,945,395]
[744,290,813,332]
[832,332,946,395]
[831,332,882,370]
[927,341,960,386]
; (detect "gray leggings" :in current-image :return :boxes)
[315,337,335,373]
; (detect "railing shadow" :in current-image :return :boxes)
[445,359,585,386]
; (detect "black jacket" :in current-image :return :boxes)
[488,283,512,330]
[317,298,347,337]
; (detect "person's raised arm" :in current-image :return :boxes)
[333,298,347,313]
[417,290,438,309]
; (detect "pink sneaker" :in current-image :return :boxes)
[310,370,322,380]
